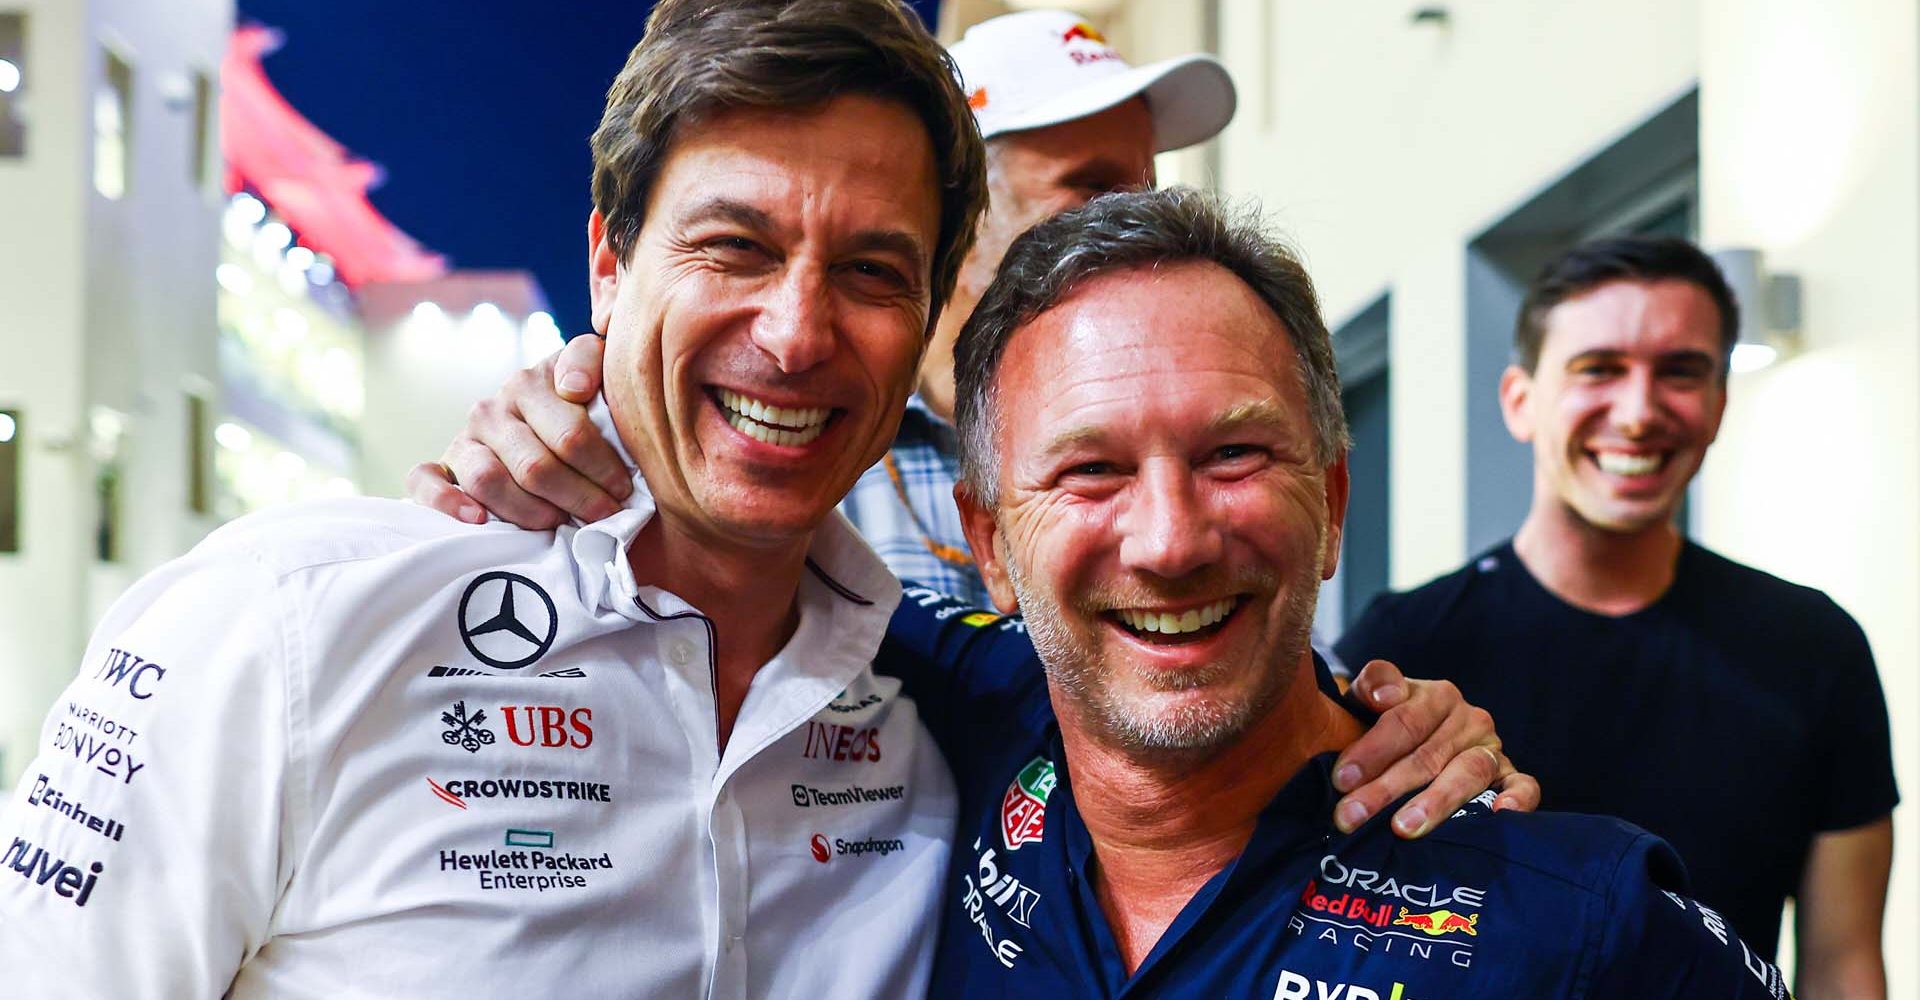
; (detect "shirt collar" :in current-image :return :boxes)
[1056,654,1370,878]
[566,395,902,626]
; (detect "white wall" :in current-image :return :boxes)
[0,0,92,790]
[1696,0,1920,981]
[0,0,230,788]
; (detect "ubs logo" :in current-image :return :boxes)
[439,702,593,752]
[458,572,558,670]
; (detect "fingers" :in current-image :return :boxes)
[1332,684,1467,835]
[553,333,606,403]
[1347,657,1408,711]
[1383,741,1509,840]
[1329,660,1430,799]
[442,435,571,531]
[1333,669,1508,838]
[515,383,631,512]
[462,361,630,523]
[1491,770,1541,813]
[404,461,488,524]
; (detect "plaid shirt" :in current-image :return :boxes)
[838,394,992,607]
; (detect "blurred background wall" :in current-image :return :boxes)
[0,0,1913,989]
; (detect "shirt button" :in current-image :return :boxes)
[669,640,694,666]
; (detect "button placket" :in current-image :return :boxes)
[708,777,751,1000]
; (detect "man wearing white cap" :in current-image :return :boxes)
[417,7,1235,611]
[854,10,1236,605]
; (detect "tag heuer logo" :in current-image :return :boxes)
[1000,757,1057,851]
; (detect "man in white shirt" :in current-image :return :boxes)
[0,2,985,996]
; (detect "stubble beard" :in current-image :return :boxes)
[1006,539,1325,756]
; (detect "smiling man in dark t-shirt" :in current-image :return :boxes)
[1336,236,1898,998]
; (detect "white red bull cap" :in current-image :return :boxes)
[948,8,1237,153]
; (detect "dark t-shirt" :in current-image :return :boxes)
[1335,540,1899,958]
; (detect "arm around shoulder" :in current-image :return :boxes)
[0,544,297,999]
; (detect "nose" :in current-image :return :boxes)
[1117,460,1224,580]
[1610,368,1659,437]
[751,263,835,374]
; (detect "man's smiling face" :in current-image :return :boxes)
[959,262,1348,754]
[1501,278,1729,536]
[591,94,942,548]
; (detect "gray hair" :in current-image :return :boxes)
[952,186,1350,504]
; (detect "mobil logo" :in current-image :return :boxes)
[501,705,594,749]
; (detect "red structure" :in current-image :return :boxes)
[221,24,446,288]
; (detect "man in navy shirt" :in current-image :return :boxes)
[1336,237,1897,990]
[883,186,1792,998]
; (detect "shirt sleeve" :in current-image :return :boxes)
[1807,602,1899,831]
[1587,833,1795,999]
[0,546,295,999]
[874,582,1047,770]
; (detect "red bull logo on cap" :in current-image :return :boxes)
[1060,22,1120,66]
[1062,22,1106,44]
[1392,907,1479,937]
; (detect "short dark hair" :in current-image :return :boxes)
[1514,236,1740,374]
[590,0,988,333]
[953,187,1350,504]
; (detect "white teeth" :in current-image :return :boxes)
[717,389,831,446]
[1117,598,1236,636]
[1595,451,1662,476]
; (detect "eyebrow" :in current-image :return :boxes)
[674,197,928,275]
[675,197,777,236]
[1206,400,1295,437]
[844,229,929,277]
[1565,348,1718,368]
[1034,423,1108,465]
[1031,400,1299,465]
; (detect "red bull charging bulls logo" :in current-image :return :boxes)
[1393,907,1479,937]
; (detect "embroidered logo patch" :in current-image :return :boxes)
[1000,757,1057,850]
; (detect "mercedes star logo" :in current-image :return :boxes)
[457,571,558,670]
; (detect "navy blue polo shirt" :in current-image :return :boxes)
[879,583,1793,1000]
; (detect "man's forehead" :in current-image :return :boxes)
[649,98,941,239]
[998,265,1309,446]
[1540,278,1724,359]
[1000,97,1156,170]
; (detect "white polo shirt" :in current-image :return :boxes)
[0,480,955,999]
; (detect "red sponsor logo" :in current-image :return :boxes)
[1297,879,1393,928]
[999,757,1056,850]
[802,722,882,762]
[810,834,832,864]
[501,706,594,749]
[427,777,468,809]
[1062,22,1106,44]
